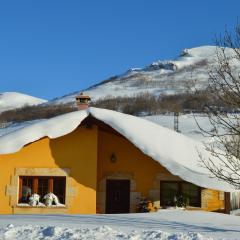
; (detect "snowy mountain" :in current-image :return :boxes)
[0,92,47,113]
[2,46,237,112]
[50,45,238,104]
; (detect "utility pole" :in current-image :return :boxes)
[174,112,180,132]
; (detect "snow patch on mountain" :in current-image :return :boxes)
[0,92,46,113]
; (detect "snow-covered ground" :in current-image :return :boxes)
[0,210,240,239]
[0,92,46,113]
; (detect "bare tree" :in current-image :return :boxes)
[197,23,240,189]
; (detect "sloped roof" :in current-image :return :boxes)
[0,107,235,192]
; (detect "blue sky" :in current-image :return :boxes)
[0,0,239,100]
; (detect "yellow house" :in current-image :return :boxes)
[0,105,233,214]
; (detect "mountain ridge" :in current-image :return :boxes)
[50,45,227,105]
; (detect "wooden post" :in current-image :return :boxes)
[33,177,38,194]
[18,177,23,202]
[224,192,231,214]
[48,177,54,193]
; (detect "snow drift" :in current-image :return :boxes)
[1,210,240,239]
[0,107,235,192]
[0,224,209,240]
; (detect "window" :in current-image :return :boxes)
[160,181,201,207]
[181,182,200,207]
[160,182,179,206]
[18,176,66,205]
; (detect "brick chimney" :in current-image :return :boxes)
[76,92,91,110]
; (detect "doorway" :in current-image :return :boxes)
[105,179,130,213]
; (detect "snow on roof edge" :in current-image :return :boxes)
[0,107,235,192]
[89,108,235,192]
[0,110,89,154]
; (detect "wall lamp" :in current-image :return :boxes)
[110,153,117,163]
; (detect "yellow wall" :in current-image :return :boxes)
[0,125,98,214]
[202,189,225,212]
[97,129,168,196]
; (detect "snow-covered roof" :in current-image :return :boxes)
[0,107,235,192]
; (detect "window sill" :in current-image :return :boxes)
[159,206,202,210]
[16,204,67,209]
